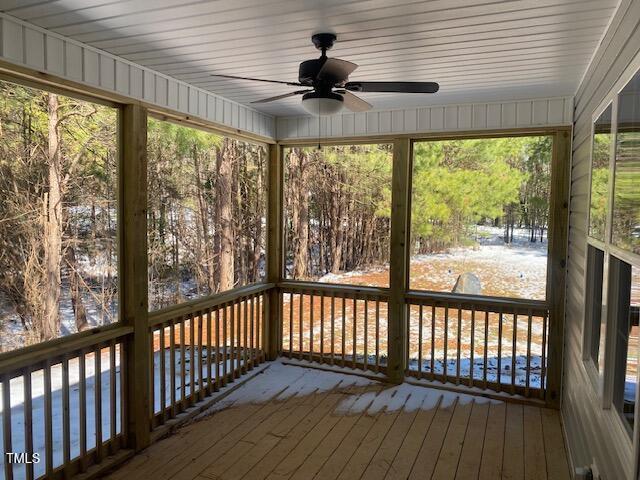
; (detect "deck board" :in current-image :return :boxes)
[105,362,569,480]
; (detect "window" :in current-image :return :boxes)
[586,246,607,370]
[283,144,392,287]
[585,66,640,443]
[410,137,552,300]
[147,119,267,310]
[612,71,640,255]
[589,105,613,242]
[612,262,639,433]
[0,79,118,352]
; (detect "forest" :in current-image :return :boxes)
[0,80,118,349]
[284,137,552,283]
[0,79,267,351]
[147,119,266,310]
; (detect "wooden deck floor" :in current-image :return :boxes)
[105,362,570,480]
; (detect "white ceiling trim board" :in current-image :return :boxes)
[0,12,276,140]
[276,96,573,141]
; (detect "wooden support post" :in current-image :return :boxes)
[545,129,570,408]
[119,103,151,450]
[265,143,283,360]
[388,138,411,384]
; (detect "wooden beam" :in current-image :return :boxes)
[119,103,151,450]
[265,143,283,360]
[388,138,412,383]
[545,129,571,408]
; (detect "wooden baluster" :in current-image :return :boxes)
[62,355,71,468]
[180,318,186,407]
[541,312,548,399]
[169,320,176,416]
[256,294,267,362]
[430,306,436,381]
[149,332,155,423]
[418,305,423,377]
[511,313,518,394]
[352,297,357,368]
[469,308,476,388]
[44,360,53,475]
[23,368,34,480]
[375,300,380,373]
[526,310,532,397]
[222,306,228,385]
[237,301,242,371]
[215,308,220,389]
[456,306,462,385]
[320,293,325,362]
[250,296,255,369]
[497,310,503,392]
[206,310,212,394]
[119,343,126,441]
[159,327,166,423]
[243,298,248,372]
[230,303,236,379]
[95,346,103,463]
[443,306,449,382]
[198,313,204,400]
[363,299,368,371]
[341,296,346,368]
[190,313,196,401]
[331,294,336,365]
[298,293,304,360]
[309,294,314,362]
[289,292,294,358]
[236,302,242,373]
[3,373,13,480]
[79,351,87,470]
[109,341,117,452]
[483,311,489,389]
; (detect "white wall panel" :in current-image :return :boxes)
[562,1,640,479]
[276,97,572,140]
[0,13,275,139]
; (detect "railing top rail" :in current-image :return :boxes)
[148,282,274,327]
[277,280,390,299]
[405,289,549,314]
[0,324,132,376]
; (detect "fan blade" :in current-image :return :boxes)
[251,90,312,104]
[340,90,372,112]
[317,58,358,84]
[211,74,302,87]
[345,81,439,93]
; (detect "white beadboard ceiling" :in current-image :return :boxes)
[0,0,619,117]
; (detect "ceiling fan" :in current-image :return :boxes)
[210,33,439,116]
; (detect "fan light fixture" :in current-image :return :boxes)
[301,91,343,116]
[210,33,439,113]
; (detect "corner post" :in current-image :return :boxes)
[545,129,570,408]
[119,103,150,450]
[265,143,283,360]
[388,138,412,384]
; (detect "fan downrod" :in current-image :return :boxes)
[311,33,337,52]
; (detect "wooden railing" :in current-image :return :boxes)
[0,325,131,480]
[278,281,550,399]
[279,282,389,373]
[147,283,271,428]
[405,291,549,398]
[0,281,551,480]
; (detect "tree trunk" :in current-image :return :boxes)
[65,245,89,331]
[290,149,309,279]
[41,93,62,341]
[217,138,235,291]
